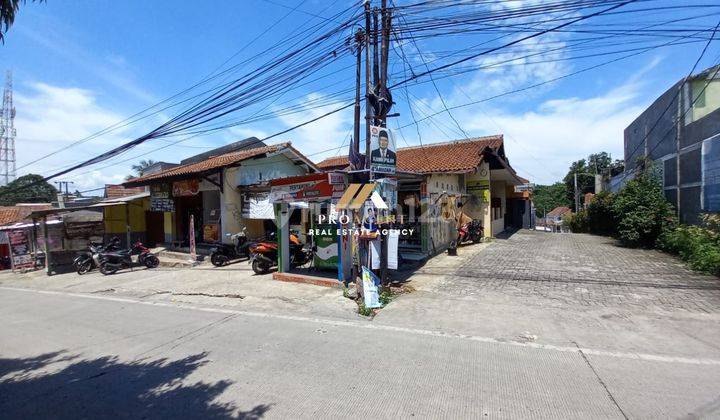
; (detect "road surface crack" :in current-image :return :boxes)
[573,341,629,420]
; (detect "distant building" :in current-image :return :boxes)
[621,64,720,224]
[545,206,572,224]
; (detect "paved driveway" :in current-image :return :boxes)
[376,230,720,357]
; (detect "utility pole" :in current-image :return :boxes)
[352,28,363,170]
[364,0,373,170]
[574,172,579,212]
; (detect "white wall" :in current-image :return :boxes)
[490,180,506,236]
[220,167,243,244]
[234,154,306,186]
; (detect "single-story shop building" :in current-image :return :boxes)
[124,140,319,250]
[316,135,532,257]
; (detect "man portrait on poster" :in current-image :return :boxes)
[371,128,396,164]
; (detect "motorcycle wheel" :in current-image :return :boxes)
[99,263,118,275]
[472,235,481,244]
[144,255,160,269]
[251,259,270,275]
[211,253,228,267]
[76,259,93,275]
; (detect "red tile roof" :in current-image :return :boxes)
[316,135,505,174]
[105,184,146,199]
[316,155,350,170]
[0,204,54,226]
[124,142,316,186]
[547,206,572,218]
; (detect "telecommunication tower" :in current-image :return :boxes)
[0,70,16,186]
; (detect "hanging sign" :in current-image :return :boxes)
[369,126,396,174]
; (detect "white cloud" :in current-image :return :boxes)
[13,82,143,191]
[458,80,645,184]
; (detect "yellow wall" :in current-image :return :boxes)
[104,198,149,234]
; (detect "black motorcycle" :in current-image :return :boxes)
[210,228,251,267]
[98,241,159,275]
[73,237,121,275]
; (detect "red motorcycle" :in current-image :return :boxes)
[248,231,311,274]
[457,220,483,244]
[98,241,160,275]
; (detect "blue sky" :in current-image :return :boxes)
[3,0,720,190]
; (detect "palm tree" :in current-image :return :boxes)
[1,0,45,42]
[126,159,157,180]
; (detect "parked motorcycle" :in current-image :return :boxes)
[457,219,483,244]
[248,231,312,275]
[98,241,160,275]
[73,237,121,275]
[209,227,251,267]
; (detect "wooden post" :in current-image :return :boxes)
[43,215,51,276]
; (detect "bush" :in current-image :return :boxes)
[612,170,675,248]
[565,211,588,233]
[659,215,720,276]
[585,191,617,236]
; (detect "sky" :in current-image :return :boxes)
[2,0,720,192]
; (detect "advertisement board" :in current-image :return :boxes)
[150,184,174,212]
[369,125,396,174]
[172,179,200,197]
[467,179,490,203]
[270,173,347,203]
[8,229,33,269]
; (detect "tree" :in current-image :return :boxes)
[1,0,45,42]
[612,166,675,248]
[563,152,616,210]
[533,182,571,216]
[126,159,156,180]
[0,174,57,205]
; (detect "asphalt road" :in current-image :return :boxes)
[2,287,719,419]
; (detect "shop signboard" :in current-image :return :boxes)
[8,229,33,269]
[270,173,346,203]
[467,179,490,203]
[151,184,174,212]
[172,179,200,197]
[369,125,396,174]
[514,183,534,193]
[65,221,104,239]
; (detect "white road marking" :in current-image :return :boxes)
[2,286,720,366]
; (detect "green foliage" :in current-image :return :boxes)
[379,290,395,306]
[564,211,587,233]
[562,152,623,211]
[585,191,617,236]
[533,182,571,216]
[659,215,720,276]
[126,159,157,180]
[357,302,373,317]
[0,174,57,205]
[1,0,45,42]
[612,169,675,248]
